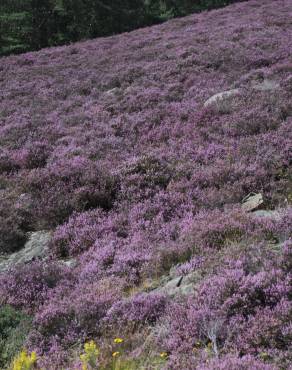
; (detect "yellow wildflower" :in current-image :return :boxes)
[81,363,88,370]
[160,352,168,359]
[84,340,99,354]
[80,340,99,370]
[12,350,37,370]
[80,354,87,361]
[114,338,124,344]
[30,352,37,363]
[112,351,120,357]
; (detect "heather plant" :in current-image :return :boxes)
[12,141,51,170]
[22,157,118,228]
[0,212,27,254]
[117,155,172,202]
[0,149,20,174]
[0,261,70,313]
[27,278,124,355]
[198,354,277,370]
[0,190,29,254]
[104,293,168,330]
[281,239,292,272]
[160,249,291,368]
[180,208,251,251]
[50,209,107,257]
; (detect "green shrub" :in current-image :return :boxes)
[0,305,32,369]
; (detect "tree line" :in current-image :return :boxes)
[0,1,240,56]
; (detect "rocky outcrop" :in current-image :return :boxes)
[153,271,199,297]
[0,231,51,272]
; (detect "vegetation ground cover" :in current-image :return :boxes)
[0,0,291,368]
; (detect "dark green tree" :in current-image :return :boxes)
[29,0,56,49]
[0,0,242,56]
[61,0,146,41]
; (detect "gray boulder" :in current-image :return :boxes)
[204,88,240,108]
[204,79,280,109]
[252,209,282,220]
[0,231,51,272]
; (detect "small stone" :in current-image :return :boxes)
[105,87,120,96]
[241,193,264,212]
[154,271,198,297]
[61,258,77,268]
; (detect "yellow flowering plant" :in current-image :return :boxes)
[12,350,37,370]
[80,341,99,370]
[113,338,123,344]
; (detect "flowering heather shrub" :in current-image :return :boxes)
[50,209,107,257]
[198,355,276,370]
[180,208,251,250]
[105,293,168,329]
[281,239,292,271]
[0,261,70,313]
[13,140,51,170]
[22,157,118,228]
[164,352,278,370]
[0,189,32,254]
[0,209,27,254]
[28,278,124,355]
[0,0,291,367]
[117,155,173,201]
[0,149,20,174]
[161,250,291,368]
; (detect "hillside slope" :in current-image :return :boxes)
[0,0,291,368]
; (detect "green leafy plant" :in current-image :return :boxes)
[0,305,32,369]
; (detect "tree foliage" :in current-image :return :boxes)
[0,0,241,56]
